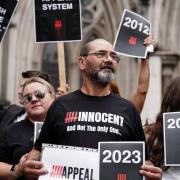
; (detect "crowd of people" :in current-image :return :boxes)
[0,35,177,180]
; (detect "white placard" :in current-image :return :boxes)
[39,144,99,180]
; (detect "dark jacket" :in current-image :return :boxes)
[0,104,25,137]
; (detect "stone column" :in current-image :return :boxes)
[141,55,162,124]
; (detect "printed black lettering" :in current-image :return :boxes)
[84,168,89,180]
[79,168,84,180]
[73,167,79,179]
[62,166,67,178]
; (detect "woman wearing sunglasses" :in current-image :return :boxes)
[0,77,56,179]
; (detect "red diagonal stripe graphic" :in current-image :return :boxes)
[65,112,72,123]
[60,165,63,177]
[56,165,61,177]
[50,165,55,177]
[117,173,126,180]
[71,112,78,122]
[68,112,72,123]
[65,112,69,123]
[74,112,78,122]
[54,165,58,177]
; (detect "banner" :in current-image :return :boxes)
[163,112,180,165]
[113,9,151,58]
[39,144,99,180]
[0,0,18,42]
[34,0,82,43]
[99,142,145,180]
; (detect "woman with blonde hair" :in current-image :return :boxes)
[0,77,56,179]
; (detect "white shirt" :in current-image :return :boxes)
[162,167,180,180]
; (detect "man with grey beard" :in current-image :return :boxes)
[17,39,162,180]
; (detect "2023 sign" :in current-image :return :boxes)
[102,149,141,164]
[123,16,150,35]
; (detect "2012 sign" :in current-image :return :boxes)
[113,9,151,58]
[123,16,150,35]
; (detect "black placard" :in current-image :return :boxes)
[99,142,145,180]
[113,9,151,58]
[0,0,18,42]
[163,112,180,165]
[34,0,82,43]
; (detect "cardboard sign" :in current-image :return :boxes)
[0,0,18,42]
[39,144,99,180]
[163,112,180,165]
[113,9,151,58]
[34,0,82,43]
[99,142,145,180]
[34,122,43,143]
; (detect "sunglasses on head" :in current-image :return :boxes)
[23,90,47,104]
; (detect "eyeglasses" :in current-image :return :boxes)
[83,50,120,63]
[23,90,47,104]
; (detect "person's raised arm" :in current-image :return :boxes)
[131,58,149,113]
[131,35,153,113]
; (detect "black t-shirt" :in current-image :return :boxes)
[0,118,34,164]
[35,90,147,157]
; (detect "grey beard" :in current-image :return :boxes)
[97,71,115,84]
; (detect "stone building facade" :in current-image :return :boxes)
[0,0,180,123]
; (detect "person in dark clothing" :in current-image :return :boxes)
[0,77,55,179]
[0,71,52,138]
[0,98,11,123]
[19,39,162,180]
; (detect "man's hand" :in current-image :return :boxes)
[144,35,153,45]
[22,160,48,177]
[15,149,48,179]
[140,163,162,180]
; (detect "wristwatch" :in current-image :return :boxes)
[10,164,18,177]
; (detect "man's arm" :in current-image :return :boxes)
[131,59,149,113]
[0,154,28,180]
[0,162,17,180]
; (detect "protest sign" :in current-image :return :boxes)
[114,9,151,58]
[163,112,180,165]
[34,0,82,42]
[99,142,145,180]
[39,144,99,180]
[0,0,18,43]
[34,122,43,143]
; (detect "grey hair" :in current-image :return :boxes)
[22,77,56,98]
